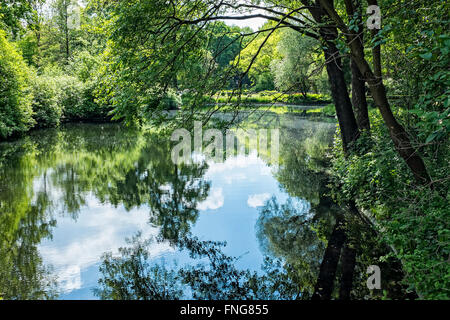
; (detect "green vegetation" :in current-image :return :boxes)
[0,0,110,139]
[306,104,337,117]
[331,113,449,299]
[205,90,330,105]
[0,0,448,300]
[0,29,34,138]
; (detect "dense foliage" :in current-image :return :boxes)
[0,0,448,300]
[0,30,34,138]
[331,117,449,299]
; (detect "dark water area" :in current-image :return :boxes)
[0,114,406,300]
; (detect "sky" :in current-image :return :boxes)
[43,0,267,31]
[224,16,267,31]
[223,7,267,31]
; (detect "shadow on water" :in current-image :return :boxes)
[0,116,411,300]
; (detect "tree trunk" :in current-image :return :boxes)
[349,42,431,185]
[303,0,360,153]
[351,59,370,131]
[324,44,360,152]
[346,0,370,131]
[65,16,70,61]
[320,0,431,185]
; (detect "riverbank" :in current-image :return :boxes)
[194,103,337,118]
[202,90,331,105]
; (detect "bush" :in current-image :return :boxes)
[55,76,109,121]
[0,29,34,139]
[55,75,84,119]
[30,73,110,126]
[330,116,450,299]
[253,72,275,92]
[67,50,101,82]
[30,75,62,128]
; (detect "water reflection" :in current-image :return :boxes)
[0,116,386,300]
[0,137,58,299]
[94,233,310,300]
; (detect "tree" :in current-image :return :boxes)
[317,0,431,184]
[346,0,370,131]
[0,0,42,37]
[272,29,324,96]
[208,22,251,70]
[0,29,34,139]
[52,0,80,62]
[92,0,360,152]
[235,21,282,91]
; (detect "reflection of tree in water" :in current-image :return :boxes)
[94,233,183,300]
[272,125,415,300]
[95,232,307,300]
[30,124,211,242]
[94,123,339,300]
[109,141,210,243]
[256,198,331,298]
[52,125,210,242]
[0,124,211,298]
[0,191,58,300]
[0,120,412,300]
[0,140,58,299]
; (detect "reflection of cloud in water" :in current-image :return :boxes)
[197,187,224,211]
[247,193,272,208]
[205,152,273,185]
[206,152,260,173]
[39,196,173,293]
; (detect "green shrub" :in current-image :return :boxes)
[0,29,34,139]
[67,50,101,82]
[54,76,108,121]
[253,72,275,92]
[55,75,84,120]
[322,104,336,116]
[30,75,62,128]
[30,72,110,128]
[330,116,450,299]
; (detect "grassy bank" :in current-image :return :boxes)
[201,90,331,105]
[193,102,337,118]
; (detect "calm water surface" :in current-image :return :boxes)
[0,114,342,299]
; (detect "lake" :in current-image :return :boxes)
[0,113,350,299]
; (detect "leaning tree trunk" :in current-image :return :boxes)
[303,0,360,153]
[346,0,370,131]
[324,44,360,152]
[319,0,431,185]
[349,37,431,185]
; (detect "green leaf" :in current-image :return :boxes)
[425,132,438,143]
[419,52,433,60]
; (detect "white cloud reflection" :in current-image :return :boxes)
[197,187,224,211]
[39,197,173,293]
[247,193,271,208]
